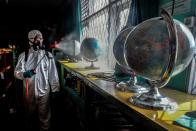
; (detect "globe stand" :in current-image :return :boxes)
[116,76,149,93]
[85,61,100,70]
[129,87,178,110]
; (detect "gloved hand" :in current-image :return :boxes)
[23,69,36,78]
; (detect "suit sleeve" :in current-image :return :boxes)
[14,52,25,80]
[48,53,60,92]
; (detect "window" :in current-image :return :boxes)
[80,0,131,69]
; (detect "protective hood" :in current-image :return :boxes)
[28,30,44,50]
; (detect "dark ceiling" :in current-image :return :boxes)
[0,0,74,48]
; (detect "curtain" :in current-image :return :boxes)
[73,0,82,41]
[127,0,159,26]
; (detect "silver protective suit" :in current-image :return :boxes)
[14,47,60,131]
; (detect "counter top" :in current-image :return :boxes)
[58,60,196,131]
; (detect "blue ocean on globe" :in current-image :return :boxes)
[80,37,102,62]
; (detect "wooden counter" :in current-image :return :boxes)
[58,60,196,131]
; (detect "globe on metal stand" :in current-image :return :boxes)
[113,26,150,93]
[80,37,101,69]
[124,9,196,110]
[115,75,150,93]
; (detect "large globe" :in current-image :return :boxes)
[113,26,135,70]
[113,26,150,93]
[125,12,195,87]
[124,9,195,110]
[80,37,101,62]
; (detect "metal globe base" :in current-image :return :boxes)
[85,61,100,70]
[129,88,178,110]
[116,80,149,93]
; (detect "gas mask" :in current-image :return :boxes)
[28,30,45,51]
[31,42,45,51]
[30,36,45,51]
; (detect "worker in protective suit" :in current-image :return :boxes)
[14,30,60,131]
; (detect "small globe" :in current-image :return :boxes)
[80,37,101,62]
[80,38,101,62]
